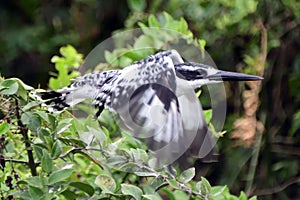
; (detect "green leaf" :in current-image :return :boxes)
[60,45,77,58]
[69,182,95,196]
[167,179,179,188]
[134,171,157,177]
[95,174,116,192]
[104,50,117,65]
[51,55,60,63]
[199,39,206,59]
[249,196,257,200]
[141,184,156,194]
[78,131,94,145]
[162,188,176,200]
[203,109,212,123]
[51,140,62,159]
[142,194,162,200]
[48,45,82,90]
[87,126,107,147]
[41,150,53,173]
[239,191,247,200]
[290,110,300,136]
[148,14,160,27]
[196,177,211,196]
[48,168,73,185]
[174,190,189,200]
[199,39,206,50]
[0,79,19,95]
[133,35,154,49]
[119,162,141,172]
[130,148,149,162]
[33,145,43,160]
[61,189,77,200]
[127,0,146,12]
[154,181,169,191]
[211,185,227,198]
[16,78,33,90]
[29,186,44,199]
[179,17,189,33]
[34,111,49,123]
[0,121,10,135]
[121,183,143,200]
[106,155,127,166]
[15,191,31,200]
[178,167,195,183]
[21,112,41,130]
[119,56,133,67]
[25,177,43,188]
[123,51,144,61]
[22,101,40,112]
[21,112,32,125]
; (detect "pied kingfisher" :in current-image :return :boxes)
[39,50,263,165]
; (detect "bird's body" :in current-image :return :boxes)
[39,50,262,166]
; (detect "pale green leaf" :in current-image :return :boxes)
[127,0,146,12]
[239,191,247,200]
[0,79,19,95]
[167,179,179,188]
[106,155,127,166]
[134,171,157,177]
[121,183,143,200]
[142,194,162,200]
[174,190,189,200]
[203,109,212,123]
[0,121,10,135]
[29,186,44,198]
[51,140,62,159]
[196,177,211,195]
[148,14,160,27]
[41,150,53,173]
[48,168,73,185]
[95,174,116,192]
[178,167,195,183]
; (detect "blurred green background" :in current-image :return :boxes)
[1,0,300,199]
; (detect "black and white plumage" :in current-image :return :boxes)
[39,50,263,166]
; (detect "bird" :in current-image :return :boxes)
[38,49,263,167]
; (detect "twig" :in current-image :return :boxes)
[270,144,300,156]
[254,176,300,196]
[15,98,37,176]
[178,182,206,199]
[4,158,29,164]
[245,129,263,195]
[245,19,267,196]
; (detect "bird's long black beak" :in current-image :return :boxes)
[174,62,263,82]
[208,70,263,81]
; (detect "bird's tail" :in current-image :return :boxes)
[37,70,120,112]
[38,90,71,111]
[36,73,98,111]
[37,82,97,111]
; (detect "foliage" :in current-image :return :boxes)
[105,12,205,68]
[0,14,257,200]
[0,79,253,199]
[48,45,83,90]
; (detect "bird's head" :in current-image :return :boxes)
[174,62,263,88]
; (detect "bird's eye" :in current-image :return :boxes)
[197,69,207,77]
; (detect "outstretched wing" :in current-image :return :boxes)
[110,52,182,140]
